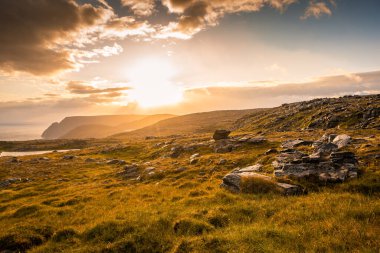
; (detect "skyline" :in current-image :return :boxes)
[0,0,380,129]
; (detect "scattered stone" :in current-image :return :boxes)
[39,157,50,161]
[122,164,140,178]
[0,178,23,188]
[247,137,267,144]
[189,153,200,164]
[85,158,96,163]
[63,155,75,160]
[10,157,19,163]
[170,146,183,158]
[107,159,126,165]
[175,167,187,173]
[281,139,313,149]
[213,130,231,140]
[144,167,156,173]
[265,148,278,155]
[214,140,235,153]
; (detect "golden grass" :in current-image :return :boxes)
[0,130,379,252]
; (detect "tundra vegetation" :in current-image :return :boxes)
[0,95,379,252]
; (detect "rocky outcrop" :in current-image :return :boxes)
[274,134,358,183]
[234,94,380,132]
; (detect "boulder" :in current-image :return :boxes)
[213,130,231,140]
[332,134,351,149]
[220,172,303,195]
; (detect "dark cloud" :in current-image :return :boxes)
[66,81,130,94]
[0,0,114,75]
[0,0,337,75]
[0,0,155,76]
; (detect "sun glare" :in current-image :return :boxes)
[127,58,183,108]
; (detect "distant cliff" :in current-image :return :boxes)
[41,114,175,139]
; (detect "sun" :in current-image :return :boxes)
[127,57,183,108]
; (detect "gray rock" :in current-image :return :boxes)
[144,167,156,173]
[0,178,22,188]
[247,137,267,144]
[122,164,140,178]
[281,139,313,149]
[107,159,126,165]
[332,134,351,149]
[313,143,338,157]
[213,130,231,140]
[235,164,263,173]
[63,155,75,160]
[214,140,235,153]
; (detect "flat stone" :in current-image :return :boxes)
[332,134,351,149]
[236,164,263,173]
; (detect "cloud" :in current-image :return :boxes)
[66,81,130,94]
[0,0,114,75]
[158,0,332,39]
[0,0,155,76]
[301,1,333,19]
[121,0,156,16]
[176,71,380,112]
[2,70,378,126]
[0,0,338,75]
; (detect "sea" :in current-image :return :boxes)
[0,124,43,141]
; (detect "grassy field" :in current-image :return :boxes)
[0,130,379,252]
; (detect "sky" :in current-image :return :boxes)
[0,0,379,133]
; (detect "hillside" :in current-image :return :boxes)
[0,94,379,252]
[235,94,380,132]
[113,109,262,138]
[42,114,175,139]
